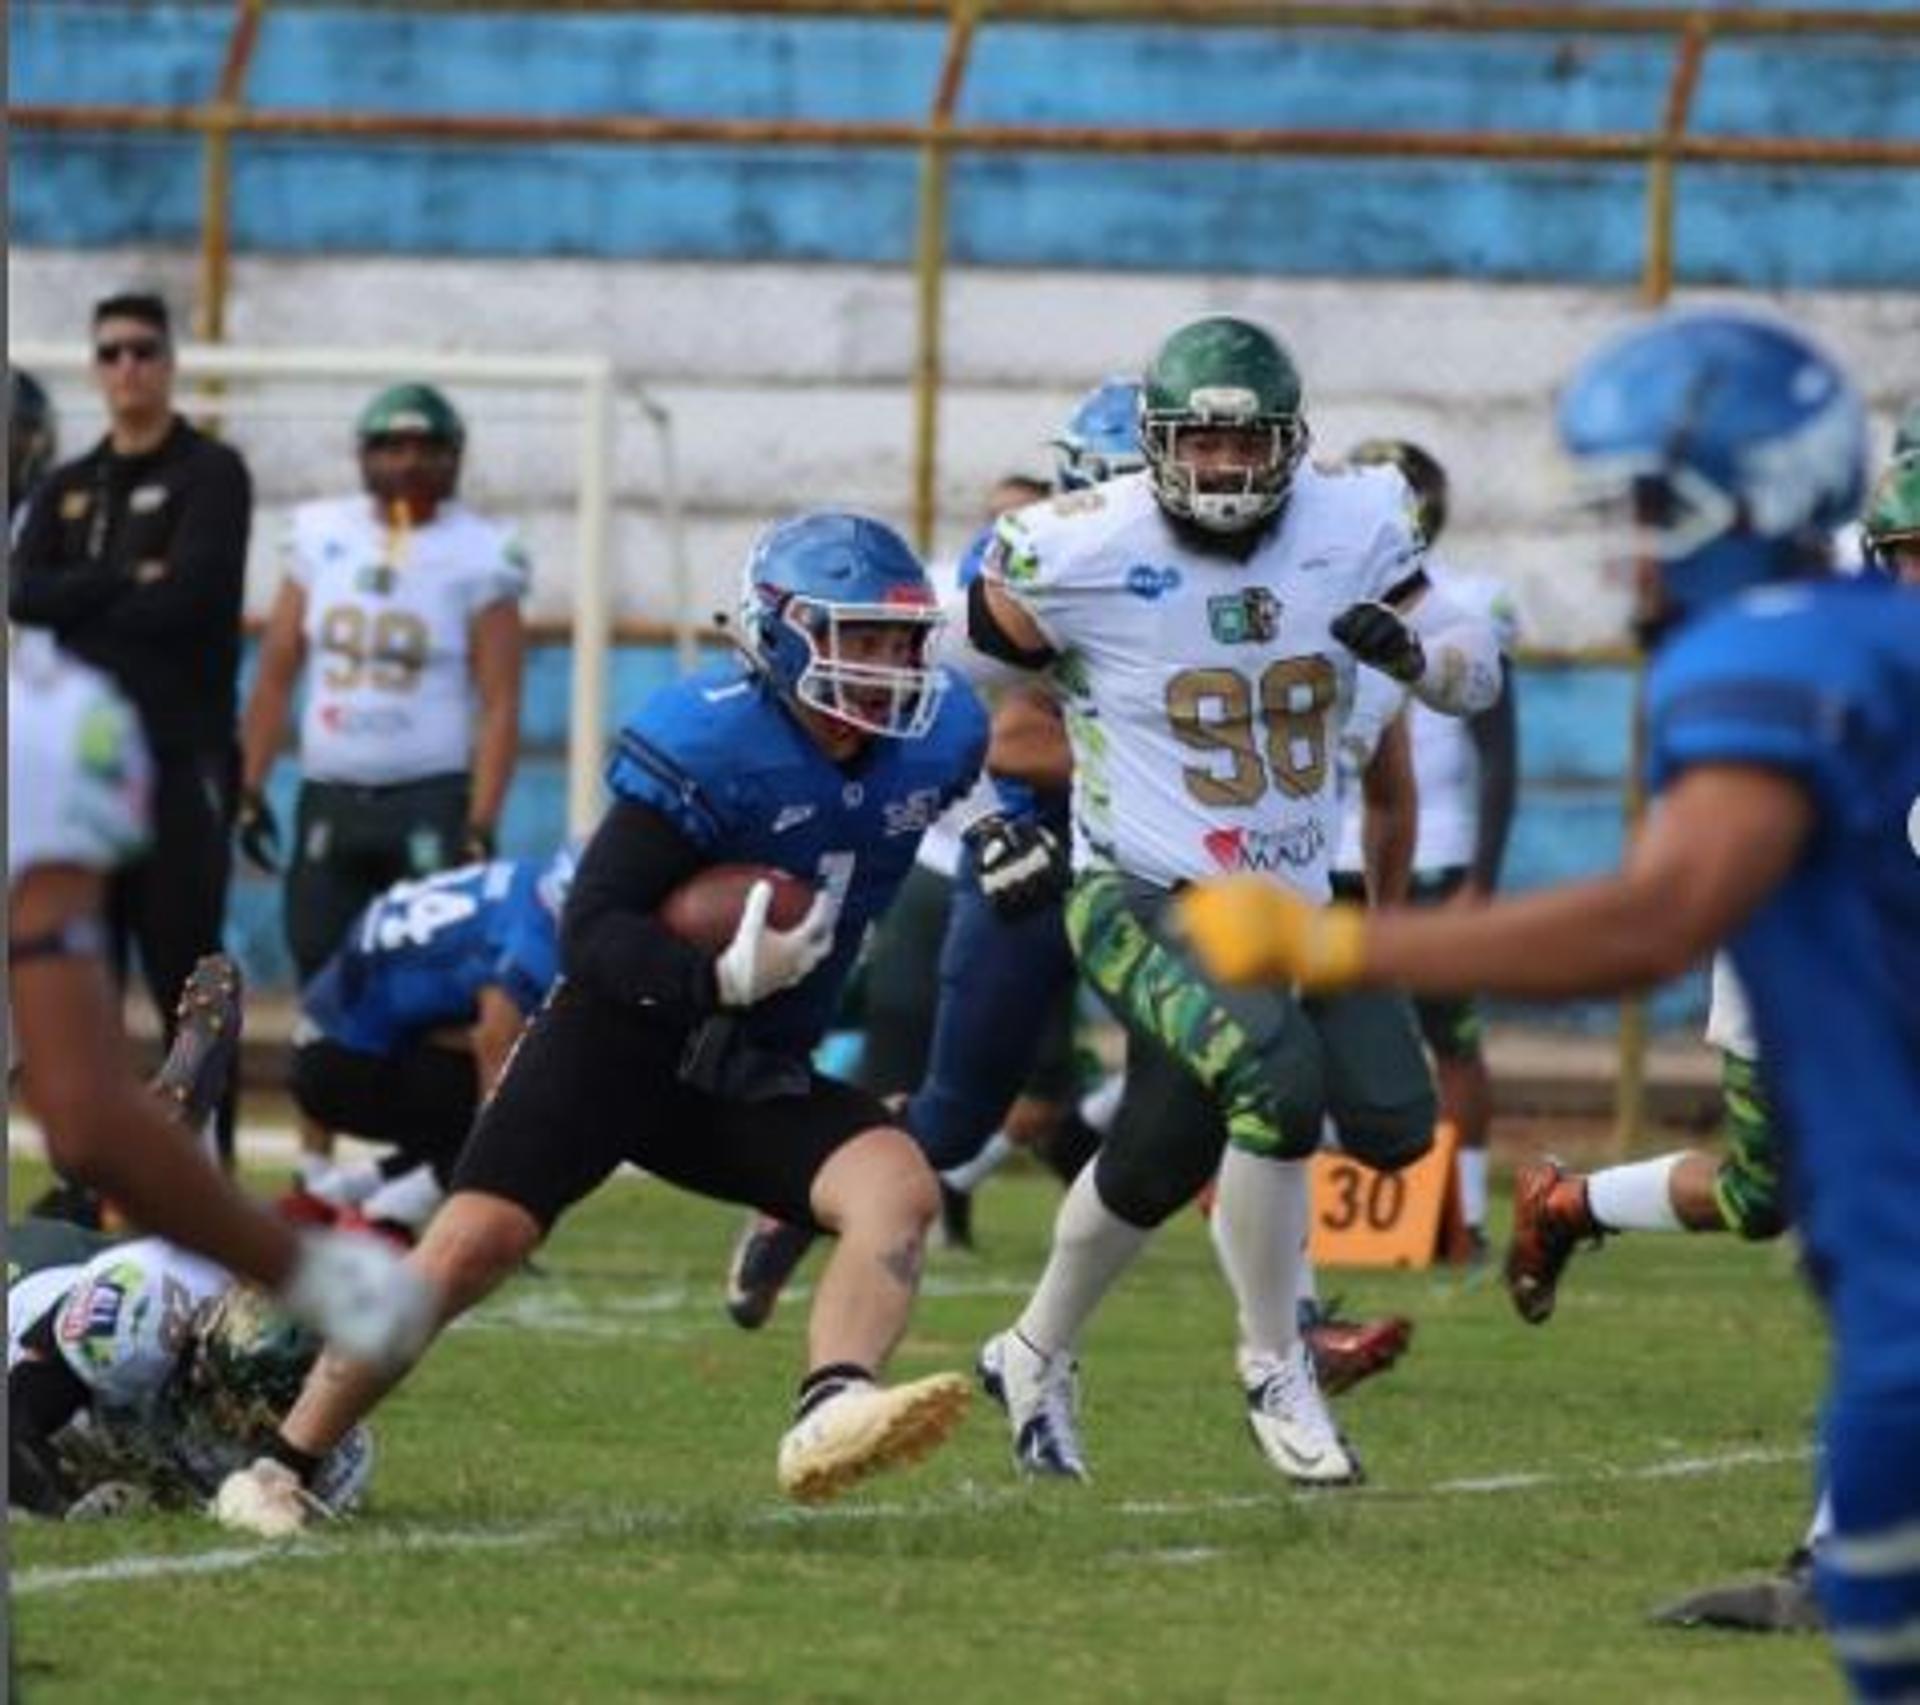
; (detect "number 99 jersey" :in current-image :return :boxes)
[986,465,1423,896]
[287,494,530,785]
[298,853,567,1055]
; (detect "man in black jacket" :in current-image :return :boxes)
[11,292,253,1179]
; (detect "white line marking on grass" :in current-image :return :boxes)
[13,1442,1814,1597]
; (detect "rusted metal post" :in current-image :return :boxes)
[195,0,266,346]
[911,0,982,554]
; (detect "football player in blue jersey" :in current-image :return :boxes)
[724,388,1135,1323]
[212,511,991,1532]
[277,846,578,1242]
[1178,308,1920,1699]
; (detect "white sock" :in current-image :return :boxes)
[943,1131,1015,1195]
[1209,1149,1309,1362]
[309,1160,384,1209]
[1586,1154,1684,1232]
[1014,1164,1150,1357]
[1078,1073,1125,1136]
[1806,1490,1833,1551]
[360,1163,445,1231]
[1456,1146,1489,1230]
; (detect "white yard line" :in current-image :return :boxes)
[12,1441,1813,1598]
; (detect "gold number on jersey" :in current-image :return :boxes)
[1165,656,1337,805]
[318,606,430,693]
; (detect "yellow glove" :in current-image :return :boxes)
[1175,877,1369,991]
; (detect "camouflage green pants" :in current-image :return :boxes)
[1713,1050,1786,1239]
[1065,870,1436,1228]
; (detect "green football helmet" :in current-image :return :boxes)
[169,1287,322,1444]
[357,381,466,450]
[1862,450,1920,576]
[1140,316,1309,534]
[1348,438,1449,547]
[1895,401,1920,459]
[357,382,465,513]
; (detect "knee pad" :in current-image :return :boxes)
[1093,1140,1213,1230]
[1336,1091,1440,1174]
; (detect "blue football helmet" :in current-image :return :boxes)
[1052,378,1146,492]
[737,511,947,740]
[1556,308,1867,632]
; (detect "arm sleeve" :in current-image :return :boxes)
[92,450,252,639]
[1467,657,1519,890]
[1402,582,1504,716]
[559,798,721,1021]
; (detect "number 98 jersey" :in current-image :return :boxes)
[987,465,1423,897]
[298,854,565,1054]
[287,495,530,785]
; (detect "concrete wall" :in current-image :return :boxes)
[13,249,1918,653]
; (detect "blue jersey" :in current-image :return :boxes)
[301,856,567,1055]
[608,661,987,1056]
[1647,578,1920,1392]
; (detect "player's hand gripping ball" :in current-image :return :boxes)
[660,864,833,1008]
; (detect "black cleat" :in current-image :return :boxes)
[725,1213,817,1330]
[1650,1548,1823,1633]
[151,953,244,1128]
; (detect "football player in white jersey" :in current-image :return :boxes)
[1347,440,1521,1261]
[9,1232,372,1523]
[7,636,433,1376]
[966,316,1502,1485]
[238,383,530,986]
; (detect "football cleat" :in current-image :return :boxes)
[938,1180,976,1252]
[1240,1343,1364,1486]
[150,953,243,1128]
[1504,1158,1602,1325]
[1304,1310,1414,1398]
[1649,1547,1823,1633]
[776,1373,971,1504]
[977,1329,1088,1480]
[725,1213,818,1330]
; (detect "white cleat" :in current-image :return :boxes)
[211,1457,331,1538]
[977,1329,1088,1480]
[1240,1343,1364,1487]
[777,1373,971,1505]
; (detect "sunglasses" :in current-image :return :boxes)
[94,337,167,367]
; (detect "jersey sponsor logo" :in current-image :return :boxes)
[56,1265,139,1367]
[128,484,169,515]
[1125,563,1183,602]
[59,490,91,521]
[881,787,945,838]
[842,782,865,809]
[355,564,398,596]
[1207,588,1281,645]
[1203,820,1326,874]
[317,702,413,738]
[772,802,817,835]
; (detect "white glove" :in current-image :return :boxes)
[278,1230,435,1370]
[713,882,837,1009]
[212,1458,325,1539]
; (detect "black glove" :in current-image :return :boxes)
[964,812,1067,920]
[461,822,497,864]
[1331,600,1424,683]
[235,788,283,875]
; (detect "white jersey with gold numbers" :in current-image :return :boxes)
[6,634,152,889]
[988,464,1425,898]
[290,495,529,786]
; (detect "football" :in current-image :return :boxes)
[656,862,816,954]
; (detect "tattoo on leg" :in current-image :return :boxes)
[880,1236,924,1291]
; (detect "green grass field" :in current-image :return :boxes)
[10,1150,1840,1704]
